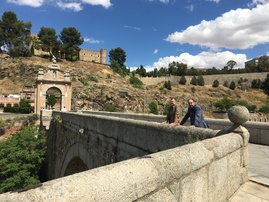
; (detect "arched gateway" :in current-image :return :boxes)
[35,61,71,114]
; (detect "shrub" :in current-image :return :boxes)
[214,97,234,111]
[212,80,219,87]
[104,103,117,112]
[163,80,172,90]
[223,80,229,87]
[149,101,158,115]
[190,76,197,85]
[259,105,269,113]
[163,102,170,115]
[179,76,186,85]
[191,87,196,94]
[251,79,262,89]
[78,77,88,86]
[229,81,236,90]
[87,75,98,83]
[197,75,205,86]
[129,76,144,88]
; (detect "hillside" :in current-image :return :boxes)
[0,55,268,119]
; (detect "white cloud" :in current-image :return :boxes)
[57,2,83,12]
[81,0,112,9]
[7,0,45,7]
[84,37,103,44]
[143,51,247,71]
[124,25,141,31]
[145,0,170,3]
[153,49,158,54]
[206,0,220,3]
[250,0,269,6]
[186,5,194,12]
[165,4,269,51]
[7,0,112,9]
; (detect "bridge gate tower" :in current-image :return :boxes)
[35,61,71,114]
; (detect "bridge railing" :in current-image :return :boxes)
[82,110,269,146]
[0,106,250,202]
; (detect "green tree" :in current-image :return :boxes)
[262,73,269,95]
[0,126,46,194]
[190,76,198,85]
[212,79,219,87]
[37,27,59,57]
[227,60,237,70]
[135,65,147,77]
[229,81,236,90]
[109,47,129,77]
[60,27,84,61]
[179,76,187,85]
[168,62,177,75]
[251,79,262,89]
[257,56,269,72]
[149,101,158,115]
[0,11,32,57]
[223,80,229,87]
[163,80,172,90]
[197,75,205,86]
[47,95,57,109]
[20,98,30,108]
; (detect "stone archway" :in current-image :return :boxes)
[46,87,62,110]
[59,142,94,178]
[35,62,71,114]
[64,157,88,177]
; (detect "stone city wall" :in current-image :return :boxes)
[0,108,249,202]
[140,72,269,86]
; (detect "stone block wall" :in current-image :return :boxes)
[0,126,249,202]
[140,72,269,86]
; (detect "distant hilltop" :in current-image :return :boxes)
[30,34,106,64]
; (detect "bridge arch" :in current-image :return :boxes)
[60,142,94,177]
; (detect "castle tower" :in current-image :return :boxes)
[100,48,106,64]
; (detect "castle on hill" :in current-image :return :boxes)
[31,34,106,65]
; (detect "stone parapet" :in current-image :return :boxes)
[82,110,269,145]
[0,128,248,202]
[0,106,250,201]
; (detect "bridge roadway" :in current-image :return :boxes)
[230,143,269,202]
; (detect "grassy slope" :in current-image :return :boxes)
[0,56,268,118]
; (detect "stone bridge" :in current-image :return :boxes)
[1,106,268,201]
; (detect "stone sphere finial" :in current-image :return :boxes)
[227,105,250,125]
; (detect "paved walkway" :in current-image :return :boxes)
[229,144,269,202]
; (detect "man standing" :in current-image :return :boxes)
[162,98,181,124]
[179,98,208,128]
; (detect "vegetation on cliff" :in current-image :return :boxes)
[0,116,46,194]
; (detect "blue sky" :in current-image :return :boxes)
[1,0,269,71]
